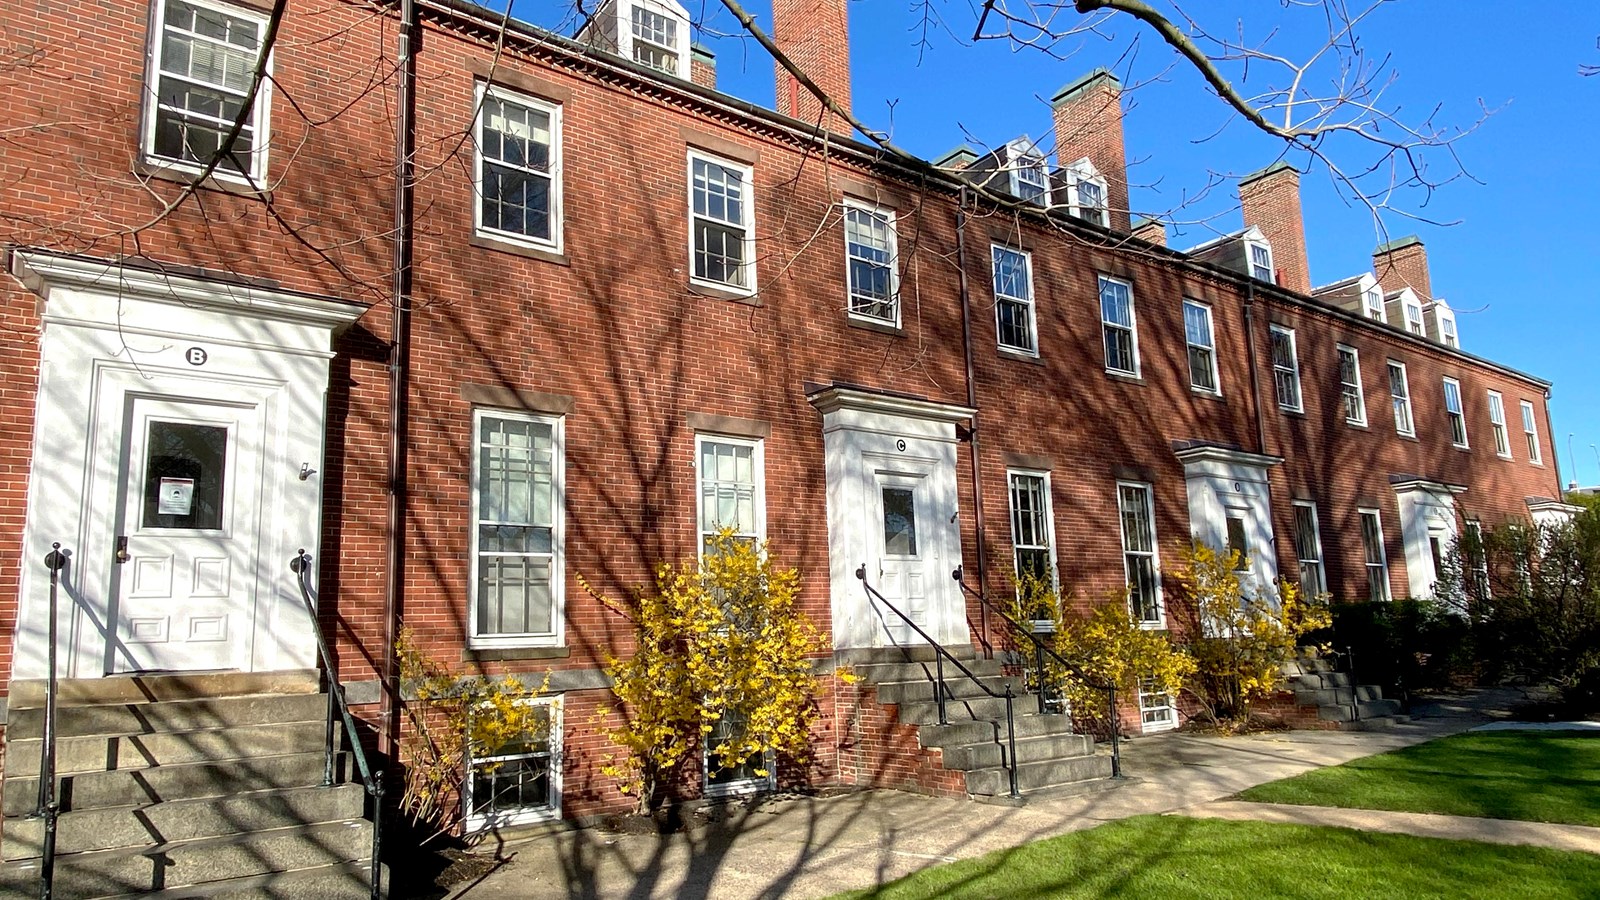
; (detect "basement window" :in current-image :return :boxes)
[465,697,562,829]
[1138,679,1177,733]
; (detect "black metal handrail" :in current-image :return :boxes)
[954,568,1122,779]
[35,543,67,900]
[854,565,1020,798]
[293,550,385,900]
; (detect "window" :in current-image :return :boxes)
[1064,158,1108,226]
[1359,508,1390,603]
[1337,344,1367,426]
[992,245,1037,355]
[1012,152,1050,205]
[843,202,898,325]
[471,410,563,647]
[1248,241,1275,283]
[1099,275,1139,376]
[1183,300,1219,394]
[1007,471,1056,588]
[1464,519,1491,601]
[1292,502,1326,598]
[474,85,561,250]
[1118,483,1161,626]
[630,2,681,74]
[1388,361,1414,437]
[1225,514,1250,571]
[689,152,755,293]
[1438,310,1459,348]
[1520,400,1543,464]
[1443,377,1468,448]
[142,0,271,181]
[704,708,773,797]
[1363,287,1386,323]
[1403,297,1426,335]
[696,435,764,556]
[1138,679,1177,732]
[1269,325,1302,412]
[1487,391,1511,458]
[465,696,561,828]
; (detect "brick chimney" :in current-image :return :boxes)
[770,0,851,134]
[1131,217,1166,248]
[1238,162,1310,294]
[1050,69,1130,232]
[690,43,716,90]
[1372,235,1432,301]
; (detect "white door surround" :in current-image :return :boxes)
[10,251,362,679]
[1175,443,1283,600]
[1392,476,1466,601]
[810,386,973,650]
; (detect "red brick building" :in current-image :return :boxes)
[0,0,1569,848]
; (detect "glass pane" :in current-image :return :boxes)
[1361,514,1384,565]
[477,554,553,635]
[142,421,227,530]
[471,754,551,816]
[1226,516,1249,569]
[1118,486,1151,552]
[882,487,918,556]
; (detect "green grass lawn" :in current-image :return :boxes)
[832,815,1600,900]
[1237,730,1600,825]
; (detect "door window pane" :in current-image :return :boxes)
[882,487,918,556]
[142,421,228,530]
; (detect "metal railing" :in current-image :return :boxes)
[34,543,67,900]
[293,550,386,900]
[854,566,1021,799]
[954,568,1123,779]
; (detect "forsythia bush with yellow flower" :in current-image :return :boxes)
[587,531,830,815]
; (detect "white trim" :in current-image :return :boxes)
[1291,500,1326,597]
[1388,360,1415,438]
[1098,274,1140,377]
[1442,376,1468,449]
[1063,157,1109,227]
[1006,468,1058,590]
[1268,324,1302,413]
[1003,138,1051,206]
[1487,390,1512,459]
[1362,278,1387,324]
[1246,238,1275,284]
[1182,299,1221,396]
[1337,343,1367,427]
[687,149,757,295]
[693,432,766,559]
[992,244,1038,356]
[1138,679,1178,733]
[464,695,563,830]
[1520,400,1544,465]
[1358,507,1391,603]
[624,0,691,78]
[842,198,900,327]
[1402,293,1426,336]
[472,82,564,254]
[807,386,976,426]
[1117,481,1163,629]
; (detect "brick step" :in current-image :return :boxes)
[0,820,370,899]
[1317,699,1403,722]
[1293,685,1384,707]
[918,713,1076,748]
[5,721,338,776]
[101,860,381,900]
[936,732,1095,771]
[6,693,329,742]
[2,751,349,817]
[964,753,1114,796]
[872,674,1023,705]
[2,784,365,860]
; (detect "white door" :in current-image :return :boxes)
[874,473,933,646]
[108,395,264,673]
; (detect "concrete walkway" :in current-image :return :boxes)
[438,690,1519,900]
[1177,800,1600,854]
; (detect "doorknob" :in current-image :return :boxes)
[114,535,130,564]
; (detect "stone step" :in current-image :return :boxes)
[964,753,1114,796]
[107,860,381,900]
[935,731,1095,771]
[1290,672,1351,690]
[6,693,329,742]
[1316,699,1403,723]
[5,721,338,777]
[1293,685,1384,707]
[7,672,321,710]
[918,713,1076,748]
[851,658,1005,685]
[897,693,1030,726]
[3,751,348,817]
[873,674,1023,705]
[836,645,979,668]
[0,820,371,899]
[2,784,365,860]
[1345,715,1414,732]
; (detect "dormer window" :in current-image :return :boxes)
[1012,152,1050,206]
[1403,296,1425,335]
[1063,158,1109,226]
[1248,240,1275,283]
[1363,287,1386,322]
[1432,304,1459,348]
[578,0,691,80]
[630,3,680,73]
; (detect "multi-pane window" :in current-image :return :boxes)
[1360,508,1390,603]
[1464,519,1491,601]
[1389,361,1415,436]
[630,2,681,74]
[1520,400,1543,464]
[844,202,898,324]
[1439,311,1459,348]
[1292,502,1326,598]
[689,152,755,292]
[475,86,560,248]
[1007,471,1055,587]
[1118,483,1161,626]
[1337,344,1367,426]
[992,245,1037,354]
[1225,515,1250,571]
[1269,325,1302,412]
[1138,679,1176,732]
[705,708,772,796]
[1074,179,1107,225]
[1443,377,1468,448]
[1487,391,1511,458]
[1364,288,1386,322]
[1248,241,1274,283]
[1099,276,1139,376]
[466,698,560,828]
[1183,300,1219,394]
[1404,298,1426,335]
[1013,154,1050,205]
[696,436,763,555]
[472,411,563,645]
[143,0,270,180]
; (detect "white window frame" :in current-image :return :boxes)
[1183,299,1220,396]
[1117,481,1163,629]
[1443,377,1468,449]
[702,708,776,798]
[1389,361,1415,437]
[464,695,563,830]
[1247,239,1275,283]
[1464,518,1492,600]
[1487,391,1511,459]
[469,408,565,649]
[1063,157,1109,227]
[1007,142,1051,206]
[1520,400,1543,464]
[1007,469,1058,590]
[694,433,766,558]
[1403,297,1426,336]
[1359,507,1391,603]
[1363,287,1387,323]
[992,244,1038,356]
[141,0,273,184]
[622,0,690,78]
[1292,501,1326,598]
[472,82,563,253]
[1437,308,1459,348]
[688,150,756,295]
[1138,678,1177,733]
[1337,344,1367,426]
[842,199,900,327]
[1268,324,1302,413]
[1099,275,1141,377]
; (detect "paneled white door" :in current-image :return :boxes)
[874,472,933,646]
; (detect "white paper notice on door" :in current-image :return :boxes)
[157,477,196,515]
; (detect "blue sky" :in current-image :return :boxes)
[542,1,1600,487]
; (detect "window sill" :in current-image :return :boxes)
[998,347,1043,366]
[846,316,903,337]
[1106,371,1145,386]
[1396,432,1420,443]
[1453,444,1472,453]
[1190,387,1225,403]
[1345,419,1369,430]
[1279,407,1306,419]
[470,233,569,266]
[135,158,271,200]
[462,646,571,663]
[689,281,761,306]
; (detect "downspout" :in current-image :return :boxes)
[1543,388,1565,499]
[954,187,990,655]
[1242,281,1267,456]
[382,0,418,759]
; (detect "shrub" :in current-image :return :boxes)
[1314,597,1473,698]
